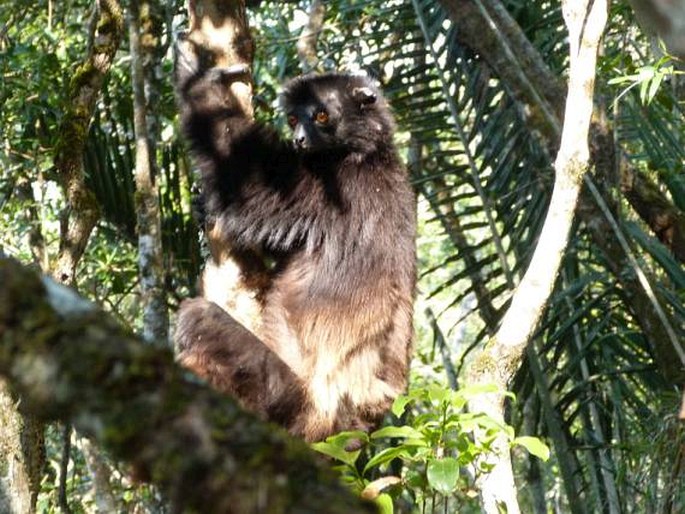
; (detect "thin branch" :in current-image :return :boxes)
[425,308,459,390]
[52,0,124,285]
[57,424,73,514]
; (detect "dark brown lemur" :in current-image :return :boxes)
[175,40,416,442]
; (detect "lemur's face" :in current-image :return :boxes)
[285,91,343,153]
[282,74,391,155]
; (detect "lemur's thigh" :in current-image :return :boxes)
[175,297,305,420]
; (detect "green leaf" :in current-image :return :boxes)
[374,493,394,514]
[371,425,424,440]
[625,222,685,289]
[327,430,369,447]
[311,441,359,467]
[428,385,449,403]
[513,436,550,461]
[646,72,664,103]
[363,446,412,475]
[454,383,508,400]
[427,457,460,495]
[391,395,412,417]
[310,431,366,467]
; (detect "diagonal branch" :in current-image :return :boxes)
[0,257,374,514]
[439,0,685,266]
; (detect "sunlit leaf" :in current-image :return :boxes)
[513,436,550,461]
[427,457,459,495]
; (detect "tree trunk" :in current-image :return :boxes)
[0,380,44,514]
[129,0,169,344]
[0,257,375,514]
[179,0,273,336]
[53,0,124,286]
[628,0,685,59]
[296,0,325,72]
[466,1,608,512]
[0,5,125,513]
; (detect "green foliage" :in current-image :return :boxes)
[313,386,549,513]
[2,0,684,512]
[608,55,683,105]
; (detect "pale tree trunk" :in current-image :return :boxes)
[80,438,118,513]
[186,0,253,114]
[466,1,608,512]
[439,0,685,383]
[0,381,43,514]
[129,0,169,344]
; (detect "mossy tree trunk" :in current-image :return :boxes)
[0,3,125,513]
[0,380,44,514]
[53,0,124,286]
[129,0,169,344]
[0,257,375,514]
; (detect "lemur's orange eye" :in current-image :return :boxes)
[287,115,298,128]
[314,110,329,124]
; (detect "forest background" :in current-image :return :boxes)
[0,0,684,513]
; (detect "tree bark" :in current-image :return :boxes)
[129,0,169,344]
[179,0,274,336]
[53,0,124,286]
[186,0,254,115]
[0,4,125,513]
[465,1,608,512]
[0,257,375,514]
[628,0,685,60]
[0,380,44,514]
[80,438,119,513]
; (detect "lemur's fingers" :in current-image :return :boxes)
[175,32,250,82]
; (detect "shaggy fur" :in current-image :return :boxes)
[175,44,416,441]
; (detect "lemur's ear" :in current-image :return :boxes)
[352,87,377,107]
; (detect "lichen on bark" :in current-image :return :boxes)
[0,257,375,514]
